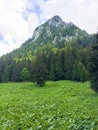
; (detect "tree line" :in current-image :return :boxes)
[0,45,89,84]
[90,32,98,92]
[0,33,97,93]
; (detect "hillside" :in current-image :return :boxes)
[0,81,98,129]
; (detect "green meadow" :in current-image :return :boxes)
[0,81,98,130]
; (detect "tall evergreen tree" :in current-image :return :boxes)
[72,61,80,81]
[72,61,88,82]
[2,66,9,82]
[49,64,56,81]
[20,67,29,81]
[31,52,48,87]
[90,32,98,92]
[55,50,65,80]
[64,47,74,80]
[0,58,4,82]
[80,64,88,82]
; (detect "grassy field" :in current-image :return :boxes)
[0,81,98,130]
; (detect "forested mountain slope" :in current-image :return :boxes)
[0,15,95,83]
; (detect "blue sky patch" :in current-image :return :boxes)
[43,0,49,1]
[33,4,42,23]
[34,4,42,15]
[22,11,29,21]
[22,5,42,22]
[22,4,42,23]
[12,39,17,44]
[0,33,4,41]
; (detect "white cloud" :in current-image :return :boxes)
[0,0,98,56]
[0,0,40,56]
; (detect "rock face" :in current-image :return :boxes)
[47,15,66,27]
[32,26,44,41]
[32,15,73,42]
[31,15,88,45]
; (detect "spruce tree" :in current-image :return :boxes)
[2,67,9,82]
[55,50,65,80]
[90,33,98,92]
[72,61,88,82]
[49,64,56,80]
[20,67,29,81]
[80,64,88,82]
[31,52,48,87]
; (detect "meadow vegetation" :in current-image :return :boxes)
[0,81,98,129]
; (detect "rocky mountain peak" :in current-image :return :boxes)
[47,15,66,27]
[31,15,88,43]
[4,15,92,61]
[32,15,66,41]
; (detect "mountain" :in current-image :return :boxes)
[3,15,94,60]
[0,15,96,83]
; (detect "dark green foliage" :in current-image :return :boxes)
[55,50,65,80]
[72,61,80,81]
[20,67,29,81]
[63,47,74,80]
[0,58,5,82]
[73,61,88,82]
[91,80,98,92]
[90,33,98,92]
[33,61,47,87]
[0,45,89,84]
[1,66,9,82]
[48,51,56,80]
[80,63,88,82]
[31,53,48,87]
[49,64,56,80]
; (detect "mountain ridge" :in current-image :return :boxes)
[1,15,94,59]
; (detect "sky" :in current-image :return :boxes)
[0,0,98,56]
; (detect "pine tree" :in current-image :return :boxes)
[73,61,88,82]
[2,67,9,82]
[90,33,98,92]
[72,61,80,81]
[31,52,48,87]
[49,64,56,80]
[64,47,74,80]
[55,50,65,80]
[20,67,29,81]
[80,64,88,82]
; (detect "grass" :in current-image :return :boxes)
[0,80,98,130]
